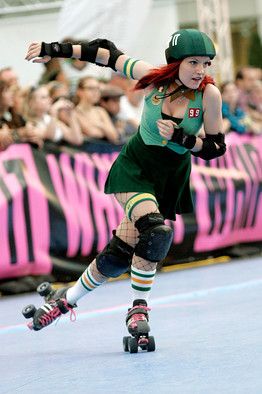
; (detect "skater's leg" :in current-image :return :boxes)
[66,259,107,305]
[60,197,142,306]
[24,191,172,335]
[130,258,157,301]
[66,217,137,305]
[24,212,137,331]
[115,215,156,301]
[116,192,173,339]
[116,192,173,303]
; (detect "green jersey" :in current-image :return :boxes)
[139,86,204,154]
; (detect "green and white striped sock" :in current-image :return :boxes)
[131,265,156,301]
[66,264,104,305]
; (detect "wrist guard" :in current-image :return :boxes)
[80,39,123,71]
[171,127,197,149]
[39,42,73,58]
[191,133,226,160]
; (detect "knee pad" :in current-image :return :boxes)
[134,213,173,262]
[96,232,134,278]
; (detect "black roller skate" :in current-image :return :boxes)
[123,299,155,353]
[22,282,76,331]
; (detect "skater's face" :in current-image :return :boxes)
[178,56,211,89]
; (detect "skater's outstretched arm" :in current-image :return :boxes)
[25,40,153,81]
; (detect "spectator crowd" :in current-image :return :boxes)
[0,47,261,152]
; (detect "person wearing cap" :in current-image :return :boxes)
[24,30,226,349]
[99,84,124,119]
[99,84,137,143]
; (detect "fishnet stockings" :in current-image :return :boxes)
[115,192,159,272]
[88,257,108,283]
[88,192,159,284]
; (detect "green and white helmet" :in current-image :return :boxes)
[165,29,216,63]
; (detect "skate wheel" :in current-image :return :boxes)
[147,336,156,352]
[37,282,52,297]
[123,336,129,352]
[128,337,138,353]
[22,304,37,319]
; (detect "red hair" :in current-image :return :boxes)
[134,61,215,91]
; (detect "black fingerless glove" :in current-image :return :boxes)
[39,42,73,58]
[171,127,197,149]
[80,39,123,71]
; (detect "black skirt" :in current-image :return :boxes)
[104,131,193,220]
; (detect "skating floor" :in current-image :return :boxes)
[0,255,262,394]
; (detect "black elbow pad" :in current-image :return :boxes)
[80,40,100,62]
[80,39,123,70]
[192,133,226,160]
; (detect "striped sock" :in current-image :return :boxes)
[131,265,156,301]
[66,264,104,305]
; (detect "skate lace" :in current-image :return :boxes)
[128,305,151,326]
[67,303,77,322]
[130,305,151,314]
[39,299,76,327]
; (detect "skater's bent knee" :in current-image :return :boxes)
[96,232,134,278]
[134,213,173,262]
